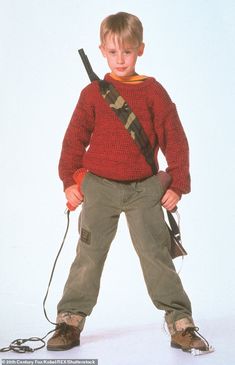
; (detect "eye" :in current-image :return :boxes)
[108,50,116,55]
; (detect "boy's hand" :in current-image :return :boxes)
[161,189,180,212]
[65,184,83,209]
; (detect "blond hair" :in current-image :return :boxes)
[100,12,143,47]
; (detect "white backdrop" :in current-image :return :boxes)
[0,0,234,362]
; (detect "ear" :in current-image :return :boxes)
[138,42,145,57]
[99,44,106,58]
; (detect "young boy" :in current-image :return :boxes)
[47,12,211,353]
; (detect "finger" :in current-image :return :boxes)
[73,195,83,206]
[162,198,177,211]
[161,193,169,205]
[67,194,81,207]
[168,203,177,212]
[77,190,84,200]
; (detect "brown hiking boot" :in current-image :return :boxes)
[47,323,80,351]
[171,327,210,353]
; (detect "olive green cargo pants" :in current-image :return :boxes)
[57,172,193,331]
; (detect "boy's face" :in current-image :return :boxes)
[100,34,144,77]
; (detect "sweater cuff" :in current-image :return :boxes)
[72,168,88,194]
[63,168,88,191]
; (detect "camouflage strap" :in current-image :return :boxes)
[99,80,157,174]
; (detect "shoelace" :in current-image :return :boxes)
[182,327,209,348]
[55,322,79,336]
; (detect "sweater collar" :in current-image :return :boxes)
[104,73,154,90]
[109,72,148,84]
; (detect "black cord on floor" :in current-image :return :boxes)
[0,210,71,353]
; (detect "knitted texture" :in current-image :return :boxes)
[59,74,190,195]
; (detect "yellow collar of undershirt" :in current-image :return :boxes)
[109,73,148,84]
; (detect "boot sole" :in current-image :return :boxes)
[47,340,80,351]
[171,341,189,352]
[171,341,208,353]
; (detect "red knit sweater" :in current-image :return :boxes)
[59,73,190,196]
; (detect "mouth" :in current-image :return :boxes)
[116,67,127,72]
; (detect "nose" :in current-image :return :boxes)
[117,52,124,64]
